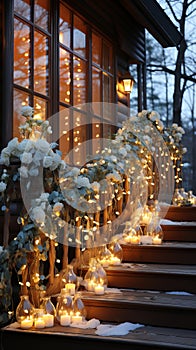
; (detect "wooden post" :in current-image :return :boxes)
[48,239,56,285]
[75,214,81,261]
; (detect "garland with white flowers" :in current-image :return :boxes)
[0,106,187,326]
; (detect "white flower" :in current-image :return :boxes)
[20,152,33,164]
[172,123,178,129]
[138,110,148,117]
[35,139,50,153]
[182,147,187,154]
[53,202,63,212]
[70,167,80,176]
[175,133,182,141]
[43,156,53,168]
[77,176,91,188]
[40,193,50,201]
[32,206,45,224]
[109,155,117,163]
[7,138,19,152]
[21,106,34,117]
[49,153,62,170]
[118,148,127,157]
[91,181,100,192]
[150,111,160,120]
[177,126,185,134]
[156,120,164,132]
[106,171,121,182]
[18,166,28,178]
[0,181,6,192]
[18,139,34,153]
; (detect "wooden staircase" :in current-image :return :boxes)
[1,206,196,349]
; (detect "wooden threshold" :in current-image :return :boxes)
[2,322,196,350]
[81,289,196,330]
[104,263,196,293]
[161,225,196,242]
[121,242,196,264]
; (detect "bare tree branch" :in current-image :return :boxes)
[147,64,196,83]
[165,0,180,22]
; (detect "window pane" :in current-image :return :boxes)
[59,106,71,161]
[59,5,71,48]
[92,33,101,66]
[92,119,102,155]
[73,57,86,105]
[13,89,30,138]
[73,15,86,58]
[14,0,31,20]
[34,31,49,95]
[59,49,71,104]
[103,41,113,72]
[14,19,30,89]
[92,67,101,115]
[73,111,87,166]
[34,0,50,32]
[33,96,47,120]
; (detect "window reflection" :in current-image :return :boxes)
[59,5,71,48]
[13,89,30,138]
[14,0,31,20]
[34,31,49,95]
[14,19,30,89]
[60,49,71,104]
[73,15,86,58]
[34,0,50,31]
[33,97,47,120]
[73,57,86,105]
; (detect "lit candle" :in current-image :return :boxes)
[60,314,71,326]
[34,317,45,329]
[87,280,96,292]
[20,318,33,329]
[65,283,76,295]
[43,314,54,327]
[140,236,152,245]
[99,259,109,268]
[71,313,83,324]
[124,235,140,244]
[94,284,105,295]
[152,236,162,245]
[109,256,121,265]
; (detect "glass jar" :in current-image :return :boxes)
[123,225,142,244]
[140,205,152,226]
[33,308,45,329]
[152,222,164,245]
[96,263,108,290]
[84,265,99,291]
[98,245,112,267]
[62,264,77,295]
[56,293,73,325]
[40,296,56,317]
[16,295,34,325]
[172,188,183,206]
[108,241,123,265]
[72,292,86,323]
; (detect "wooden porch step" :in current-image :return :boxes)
[121,242,196,264]
[104,263,196,293]
[81,289,196,330]
[160,205,196,222]
[161,224,196,242]
[2,322,196,350]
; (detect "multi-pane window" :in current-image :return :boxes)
[13,0,115,162]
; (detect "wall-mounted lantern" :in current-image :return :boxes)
[120,72,135,93]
